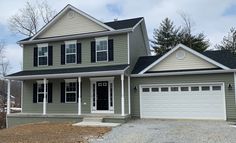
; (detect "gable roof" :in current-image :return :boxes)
[30,4,114,41]
[132,44,234,74]
[104,17,143,30]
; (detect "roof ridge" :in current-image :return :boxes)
[104,17,143,23]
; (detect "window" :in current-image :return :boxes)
[142,88,150,92]
[202,86,210,91]
[65,41,77,64]
[161,87,169,92]
[171,87,178,92]
[37,83,48,103]
[212,86,221,91]
[96,37,108,62]
[38,44,48,66]
[65,80,77,103]
[152,88,159,92]
[181,87,189,91]
[191,86,199,91]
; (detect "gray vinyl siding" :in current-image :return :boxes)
[130,73,236,120]
[22,75,129,115]
[129,23,148,73]
[23,34,128,70]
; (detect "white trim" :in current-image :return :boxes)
[139,82,227,120]
[19,28,133,45]
[65,41,77,64]
[30,4,114,41]
[7,69,126,80]
[128,76,131,114]
[7,79,11,114]
[90,77,115,113]
[132,69,236,77]
[21,81,23,112]
[139,44,230,74]
[43,78,47,115]
[234,72,236,105]
[65,81,77,103]
[121,74,125,116]
[127,33,130,64]
[78,77,81,115]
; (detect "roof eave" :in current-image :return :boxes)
[18,28,133,45]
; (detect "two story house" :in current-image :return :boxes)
[6,4,236,127]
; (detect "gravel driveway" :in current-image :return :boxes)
[90,119,236,143]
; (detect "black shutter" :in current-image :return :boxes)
[77,43,81,64]
[108,39,114,61]
[61,82,65,103]
[91,41,95,63]
[48,46,53,66]
[33,83,37,103]
[48,83,53,103]
[33,47,38,67]
[61,44,65,65]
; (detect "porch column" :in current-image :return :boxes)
[78,77,81,115]
[7,79,11,115]
[121,74,125,116]
[43,78,47,115]
[128,76,131,114]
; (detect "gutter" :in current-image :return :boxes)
[131,69,236,77]
[18,28,133,45]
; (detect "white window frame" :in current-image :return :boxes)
[65,40,77,64]
[65,79,77,103]
[37,43,48,66]
[95,37,108,62]
[36,80,48,103]
[90,77,114,113]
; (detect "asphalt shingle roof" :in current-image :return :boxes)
[7,64,128,77]
[104,17,143,30]
[132,50,236,74]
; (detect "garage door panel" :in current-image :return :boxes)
[140,83,225,120]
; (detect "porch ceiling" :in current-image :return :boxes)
[6,64,129,80]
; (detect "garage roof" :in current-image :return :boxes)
[132,50,236,74]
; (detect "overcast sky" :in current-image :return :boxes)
[0,0,236,74]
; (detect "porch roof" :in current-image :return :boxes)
[6,64,129,80]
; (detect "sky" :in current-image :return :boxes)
[0,0,236,74]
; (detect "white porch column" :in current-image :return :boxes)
[7,79,11,115]
[43,78,47,115]
[121,74,125,116]
[78,77,81,115]
[128,76,131,114]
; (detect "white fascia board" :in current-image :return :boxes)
[19,28,133,45]
[132,69,236,77]
[6,70,126,80]
[30,5,114,41]
[139,44,230,74]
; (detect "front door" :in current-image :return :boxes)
[96,81,109,110]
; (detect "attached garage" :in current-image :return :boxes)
[140,83,226,120]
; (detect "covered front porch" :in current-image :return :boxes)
[6,65,131,127]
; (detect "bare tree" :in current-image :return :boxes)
[9,0,56,37]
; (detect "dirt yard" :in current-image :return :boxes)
[0,122,111,143]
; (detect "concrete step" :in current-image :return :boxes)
[73,122,121,127]
[83,117,103,122]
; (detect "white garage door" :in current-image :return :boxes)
[140,83,226,120]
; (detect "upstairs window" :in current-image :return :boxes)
[96,37,108,62]
[38,43,48,66]
[65,41,77,64]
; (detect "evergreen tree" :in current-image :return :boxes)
[215,27,236,54]
[151,18,180,55]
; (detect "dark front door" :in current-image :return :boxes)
[96,81,109,110]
